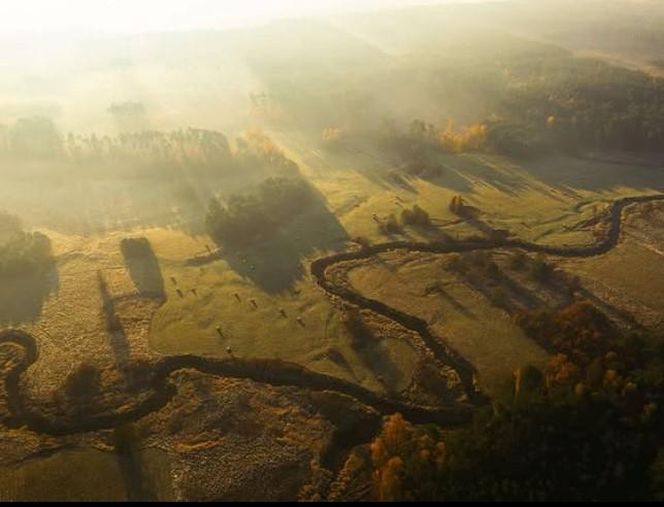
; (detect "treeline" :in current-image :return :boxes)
[0,118,298,178]
[496,55,664,154]
[63,129,232,170]
[367,300,664,501]
[0,117,232,169]
[205,176,313,246]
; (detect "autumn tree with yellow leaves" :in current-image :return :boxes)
[370,413,447,501]
[439,119,488,153]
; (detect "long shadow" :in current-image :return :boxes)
[345,313,404,396]
[114,423,158,502]
[355,338,403,396]
[532,273,576,309]
[453,262,546,315]
[120,238,165,299]
[457,207,512,241]
[416,151,648,205]
[377,146,474,194]
[424,152,529,195]
[388,173,419,193]
[98,271,130,367]
[577,287,642,330]
[425,166,475,193]
[498,271,548,311]
[523,153,664,193]
[413,224,457,243]
[435,284,476,319]
[220,185,349,294]
[464,215,498,238]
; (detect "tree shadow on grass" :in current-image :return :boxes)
[344,310,403,396]
[97,270,131,367]
[114,423,158,502]
[435,284,476,319]
[355,338,404,396]
[120,238,165,299]
[523,153,664,193]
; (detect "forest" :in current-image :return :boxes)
[370,301,664,501]
[373,38,664,165]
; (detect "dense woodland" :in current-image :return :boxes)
[374,38,664,165]
[0,118,298,181]
[369,300,664,501]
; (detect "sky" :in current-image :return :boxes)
[0,0,496,34]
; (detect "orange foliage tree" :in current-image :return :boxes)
[370,413,446,501]
[439,119,488,153]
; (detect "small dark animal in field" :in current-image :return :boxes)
[234,293,241,302]
[191,288,198,297]
[205,244,212,253]
[176,289,183,298]
[250,298,257,309]
[296,316,305,327]
[226,346,233,356]
[279,308,287,317]
[216,326,223,338]
[171,277,177,285]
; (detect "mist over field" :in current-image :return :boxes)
[1,0,664,502]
